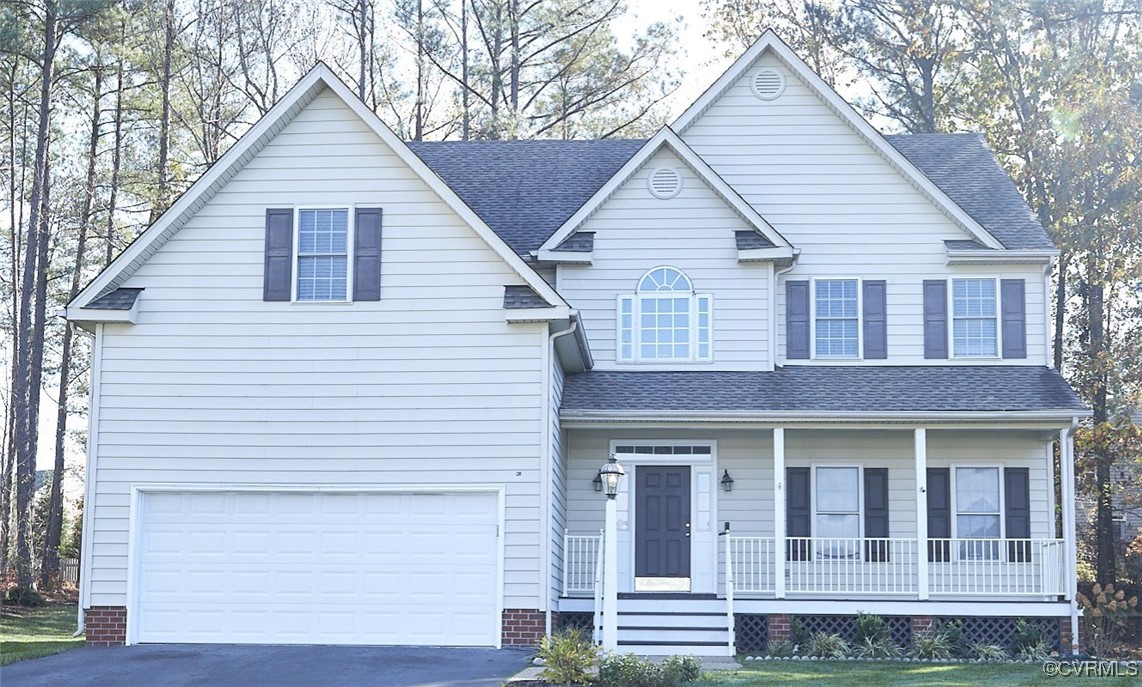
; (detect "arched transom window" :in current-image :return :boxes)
[618,267,712,362]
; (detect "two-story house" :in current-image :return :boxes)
[67,31,1087,656]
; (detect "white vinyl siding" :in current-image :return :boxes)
[88,89,547,612]
[556,148,771,371]
[680,53,1049,366]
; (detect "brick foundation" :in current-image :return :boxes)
[1059,617,1083,655]
[502,608,545,646]
[768,613,792,641]
[912,615,935,636]
[85,606,127,646]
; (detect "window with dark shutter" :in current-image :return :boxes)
[786,281,810,359]
[786,467,811,561]
[1005,467,1031,562]
[927,468,951,562]
[353,207,382,301]
[1001,279,1027,359]
[923,280,948,359]
[863,280,887,359]
[263,209,294,301]
[864,468,890,562]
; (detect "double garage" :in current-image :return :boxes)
[130,489,502,646]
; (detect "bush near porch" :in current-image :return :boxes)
[691,661,1140,687]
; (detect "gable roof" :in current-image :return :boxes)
[536,127,793,256]
[68,64,569,319]
[562,366,1087,419]
[672,29,1021,252]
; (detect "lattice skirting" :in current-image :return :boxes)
[794,614,914,648]
[935,616,1061,653]
[557,611,594,633]
[735,614,770,654]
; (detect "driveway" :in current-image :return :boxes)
[2,645,532,687]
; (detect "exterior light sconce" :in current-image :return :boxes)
[721,469,735,492]
[592,473,602,492]
[598,455,626,499]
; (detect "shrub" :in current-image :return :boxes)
[852,635,900,659]
[536,627,595,685]
[765,638,796,658]
[1011,618,1045,656]
[911,631,952,660]
[790,617,808,647]
[938,619,970,658]
[972,644,1009,662]
[661,655,702,683]
[3,585,45,607]
[804,631,850,659]
[1077,582,1139,658]
[597,653,700,687]
[854,612,891,644]
[1016,637,1053,662]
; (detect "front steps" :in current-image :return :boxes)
[604,594,733,657]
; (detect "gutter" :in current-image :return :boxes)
[560,408,1093,423]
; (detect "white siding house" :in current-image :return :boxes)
[69,32,1086,655]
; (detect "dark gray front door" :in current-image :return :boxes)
[634,466,691,580]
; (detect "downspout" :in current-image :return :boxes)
[74,321,102,638]
[1063,415,1081,654]
[543,316,580,638]
[1043,256,1055,367]
[771,258,798,368]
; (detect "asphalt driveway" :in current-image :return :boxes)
[1,644,532,687]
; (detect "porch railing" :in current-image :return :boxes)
[562,531,602,596]
[720,536,1066,598]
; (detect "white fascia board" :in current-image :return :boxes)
[738,246,796,262]
[536,248,593,264]
[70,63,567,316]
[946,248,1058,266]
[505,305,572,323]
[560,409,1091,424]
[538,127,792,253]
[672,30,1006,251]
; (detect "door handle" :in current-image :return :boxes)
[685,522,691,537]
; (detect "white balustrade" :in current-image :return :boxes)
[562,532,603,596]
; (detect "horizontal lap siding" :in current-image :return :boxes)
[557,149,771,370]
[90,89,547,610]
[682,53,1048,366]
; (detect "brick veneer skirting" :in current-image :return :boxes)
[768,613,792,641]
[502,608,547,646]
[85,606,127,646]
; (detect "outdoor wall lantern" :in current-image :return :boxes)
[598,455,625,499]
[592,473,603,492]
[721,469,735,492]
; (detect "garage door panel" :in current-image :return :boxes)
[136,491,499,646]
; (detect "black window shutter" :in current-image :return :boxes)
[1005,467,1031,562]
[786,280,810,359]
[923,280,948,359]
[786,467,811,561]
[864,468,890,562]
[863,280,887,359]
[263,208,293,301]
[1001,279,1026,359]
[353,207,383,301]
[926,468,951,562]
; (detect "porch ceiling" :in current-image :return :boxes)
[561,366,1087,420]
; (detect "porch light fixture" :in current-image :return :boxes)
[721,469,735,492]
[598,455,626,499]
[592,473,603,492]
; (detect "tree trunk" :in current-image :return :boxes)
[414,0,425,140]
[1088,278,1116,584]
[13,0,57,588]
[153,0,175,221]
[107,57,124,267]
[1053,253,1068,370]
[461,0,469,140]
[41,66,102,589]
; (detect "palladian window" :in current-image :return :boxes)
[618,267,711,363]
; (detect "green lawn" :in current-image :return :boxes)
[0,603,84,666]
[693,660,1141,686]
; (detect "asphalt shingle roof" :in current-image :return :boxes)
[85,287,143,310]
[736,230,777,250]
[561,366,1086,414]
[553,232,595,252]
[409,134,1054,255]
[503,285,553,309]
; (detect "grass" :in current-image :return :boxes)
[691,660,1141,686]
[0,603,84,666]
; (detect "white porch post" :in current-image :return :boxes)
[914,428,929,601]
[774,427,786,599]
[1060,424,1080,653]
[602,495,619,651]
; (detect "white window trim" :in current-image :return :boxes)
[949,464,1006,561]
[810,463,864,560]
[616,266,713,364]
[810,277,863,360]
[947,276,1002,359]
[291,206,356,304]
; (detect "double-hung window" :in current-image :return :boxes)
[618,267,711,363]
[814,279,859,357]
[954,466,1001,560]
[814,466,861,559]
[952,278,997,357]
[296,208,350,301]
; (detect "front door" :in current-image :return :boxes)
[634,465,691,591]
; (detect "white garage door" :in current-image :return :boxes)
[135,490,499,646]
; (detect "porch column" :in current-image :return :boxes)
[1060,425,1080,653]
[773,427,786,599]
[914,428,929,601]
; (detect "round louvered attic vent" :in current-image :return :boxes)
[648,167,682,199]
[752,68,786,100]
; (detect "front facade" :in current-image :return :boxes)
[68,32,1087,654]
